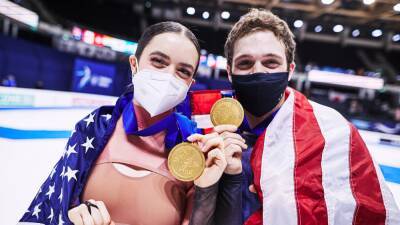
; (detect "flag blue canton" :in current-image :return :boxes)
[19,106,114,225]
[19,91,197,224]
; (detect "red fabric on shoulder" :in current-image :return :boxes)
[190,90,223,115]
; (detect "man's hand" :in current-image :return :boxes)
[214,125,247,175]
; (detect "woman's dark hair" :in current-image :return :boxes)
[135,21,201,73]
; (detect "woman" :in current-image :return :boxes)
[19,22,244,225]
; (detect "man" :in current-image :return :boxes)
[216,8,400,225]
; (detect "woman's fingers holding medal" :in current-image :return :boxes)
[187,133,224,153]
[68,199,114,225]
[188,133,227,188]
[194,147,227,188]
[205,148,227,169]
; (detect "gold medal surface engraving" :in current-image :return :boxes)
[210,98,244,127]
[168,142,205,182]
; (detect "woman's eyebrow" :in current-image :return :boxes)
[179,63,195,71]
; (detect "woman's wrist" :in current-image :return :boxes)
[194,180,219,190]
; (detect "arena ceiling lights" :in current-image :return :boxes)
[0,0,38,29]
[141,0,400,50]
[221,0,400,29]
[308,70,385,90]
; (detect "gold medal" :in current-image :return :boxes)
[210,98,244,127]
[168,142,205,182]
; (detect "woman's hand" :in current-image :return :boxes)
[68,199,115,225]
[214,125,247,175]
[187,133,227,188]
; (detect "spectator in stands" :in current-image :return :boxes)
[348,98,364,117]
[34,80,44,89]
[394,105,400,123]
[1,74,17,87]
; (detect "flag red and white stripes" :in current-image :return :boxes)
[248,88,400,225]
[189,88,399,225]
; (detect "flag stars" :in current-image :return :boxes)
[102,114,112,121]
[50,166,56,179]
[81,137,95,153]
[60,166,66,178]
[65,144,77,158]
[64,166,79,182]
[32,203,42,219]
[48,207,54,222]
[58,214,64,225]
[58,187,63,203]
[34,187,42,200]
[83,113,95,127]
[45,184,55,200]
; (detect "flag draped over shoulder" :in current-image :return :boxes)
[19,91,197,225]
[19,104,115,225]
[18,88,400,225]
[245,88,400,225]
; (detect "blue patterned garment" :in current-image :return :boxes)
[19,91,197,224]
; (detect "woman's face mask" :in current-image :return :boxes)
[132,69,190,117]
[129,33,200,117]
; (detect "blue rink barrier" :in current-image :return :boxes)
[380,165,400,184]
[0,127,71,139]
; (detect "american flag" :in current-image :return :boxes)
[18,102,115,224]
[18,91,197,225]
[243,88,400,225]
[188,88,400,225]
[18,88,400,225]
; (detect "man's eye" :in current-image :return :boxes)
[263,60,280,67]
[238,60,252,66]
[236,60,254,69]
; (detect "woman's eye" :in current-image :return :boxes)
[151,57,167,67]
[178,69,192,78]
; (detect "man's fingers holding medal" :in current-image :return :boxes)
[213,125,247,175]
[214,125,247,149]
[213,124,238,133]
